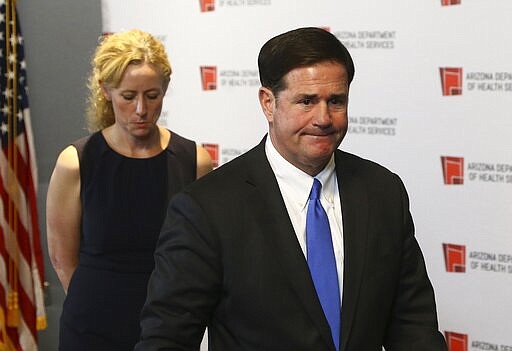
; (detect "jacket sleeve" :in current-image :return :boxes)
[383,175,447,351]
[135,191,221,351]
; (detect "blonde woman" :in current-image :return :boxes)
[46,29,212,350]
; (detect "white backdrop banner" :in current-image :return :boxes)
[102,1,512,350]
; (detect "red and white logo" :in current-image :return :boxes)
[199,0,215,12]
[443,244,466,273]
[445,332,468,351]
[441,156,464,185]
[200,66,217,91]
[440,67,463,96]
[441,0,461,5]
[202,143,219,168]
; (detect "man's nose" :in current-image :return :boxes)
[313,102,331,126]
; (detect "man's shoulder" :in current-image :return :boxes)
[334,150,411,203]
[186,143,265,192]
[336,149,393,173]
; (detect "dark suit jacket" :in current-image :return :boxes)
[136,138,447,351]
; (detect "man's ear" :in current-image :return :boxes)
[100,81,112,101]
[258,86,276,123]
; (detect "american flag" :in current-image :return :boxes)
[0,1,47,350]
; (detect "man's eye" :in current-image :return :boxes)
[330,97,346,106]
[147,94,160,100]
[301,99,312,105]
[122,95,135,101]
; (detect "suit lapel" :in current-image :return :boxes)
[244,138,336,351]
[335,151,369,351]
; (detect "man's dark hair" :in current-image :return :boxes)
[258,27,355,94]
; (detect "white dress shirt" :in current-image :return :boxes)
[265,137,345,303]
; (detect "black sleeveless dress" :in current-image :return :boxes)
[59,131,197,351]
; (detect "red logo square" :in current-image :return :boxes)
[441,156,464,185]
[440,67,463,96]
[443,244,466,273]
[445,332,468,351]
[200,66,217,91]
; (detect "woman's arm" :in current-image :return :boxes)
[195,145,213,179]
[46,145,82,294]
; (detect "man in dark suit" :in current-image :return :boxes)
[135,27,447,351]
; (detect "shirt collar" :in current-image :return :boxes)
[265,136,336,210]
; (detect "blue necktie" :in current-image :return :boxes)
[306,178,341,351]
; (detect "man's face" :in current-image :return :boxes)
[259,61,349,176]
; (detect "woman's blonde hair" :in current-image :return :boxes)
[86,29,172,131]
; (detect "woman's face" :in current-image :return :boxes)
[103,63,167,138]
